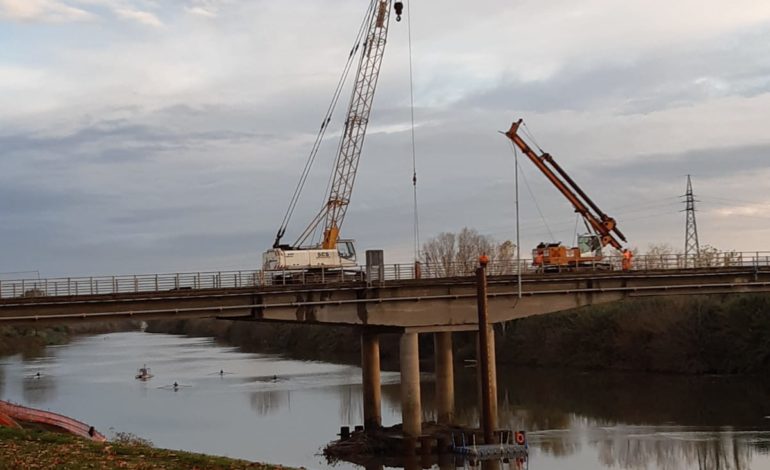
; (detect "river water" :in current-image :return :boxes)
[1,331,770,470]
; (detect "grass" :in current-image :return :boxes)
[0,427,291,470]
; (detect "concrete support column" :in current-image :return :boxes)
[400,332,422,438]
[434,331,454,425]
[361,331,381,431]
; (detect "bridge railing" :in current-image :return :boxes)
[2,251,770,299]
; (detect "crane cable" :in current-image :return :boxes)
[407,0,420,262]
[509,141,556,241]
[274,1,377,246]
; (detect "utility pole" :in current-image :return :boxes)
[683,175,700,267]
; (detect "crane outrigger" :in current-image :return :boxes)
[263,0,402,275]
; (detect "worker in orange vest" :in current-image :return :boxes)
[622,249,633,270]
[534,252,544,273]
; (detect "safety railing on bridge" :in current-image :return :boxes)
[2,251,770,300]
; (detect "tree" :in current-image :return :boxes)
[643,243,676,269]
[421,227,516,277]
[695,244,740,267]
[496,240,517,275]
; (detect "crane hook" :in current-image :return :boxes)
[394,1,404,22]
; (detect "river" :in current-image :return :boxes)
[1,331,769,470]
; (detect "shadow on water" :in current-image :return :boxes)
[377,366,770,469]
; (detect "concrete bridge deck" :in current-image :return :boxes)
[1,260,769,329]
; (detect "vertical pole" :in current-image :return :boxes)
[486,324,498,429]
[400,332,422,438]
[515,145,522,298]
[361,331,382,431]
[434,331,454,425]
[476,262,496,444]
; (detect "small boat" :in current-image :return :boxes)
[135,365,154,381]
[0,400,106,441]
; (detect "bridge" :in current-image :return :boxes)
[2,251,769,442]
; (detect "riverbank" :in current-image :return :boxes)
[0,427,285,469]
[148,294,770,375]
[0,321,140,358]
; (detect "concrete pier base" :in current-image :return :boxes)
[434,331,454,425]
[361,331,381,431]
[400,332,422,438]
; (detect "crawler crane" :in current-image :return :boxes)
[263,1,404,275]
[504,119,628,270]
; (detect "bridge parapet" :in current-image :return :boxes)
[1,266,770,326]
[1,252,768,300]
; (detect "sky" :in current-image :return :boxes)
[1,0,770,278]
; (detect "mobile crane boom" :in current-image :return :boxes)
[290,0,394,251]
[504,119,627,250]
[264,0,401,273]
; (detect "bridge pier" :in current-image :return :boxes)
[400,332,422,438]
[361,331,381,431]
[434,331,454,425]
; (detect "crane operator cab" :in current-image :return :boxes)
[577,233,602,257]
[336,239,357,261]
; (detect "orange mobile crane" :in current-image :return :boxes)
[504,119,628,270]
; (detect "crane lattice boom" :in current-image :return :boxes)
[294,0,393,250]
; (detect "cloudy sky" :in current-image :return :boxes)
[1,0,770,278]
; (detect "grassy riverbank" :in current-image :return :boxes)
[0,427,284,469]
[0,322,140,358]
[148,294,770,375]
[498,295,770,374]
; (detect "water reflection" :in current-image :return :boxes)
[21,368,56,404]
[1,333,770,470]
[338,384,364,425]
[450,367,770,470]
[593,428,754,470]
[249,390,289,416]
[377,366,770,469]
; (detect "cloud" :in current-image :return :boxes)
[186,6,215,18]
[2,0,770,276]
[0,0,93,22]
[114,7,162,27]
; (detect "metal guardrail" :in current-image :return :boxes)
[2,252,770,300]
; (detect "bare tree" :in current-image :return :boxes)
[421,227,516,277]
[643,243,676,269]
[695,244,740,267]
[422,232,457,277]
[496,240,517,274]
